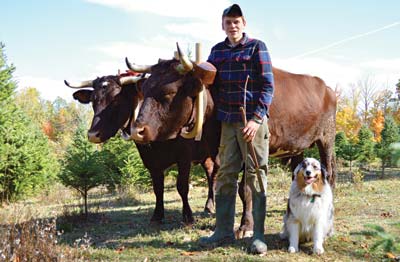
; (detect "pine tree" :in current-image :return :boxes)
[59,123,107,218]
[357,125,375,169]
[375,117,400,177]
[101,136,151,190]
[335,131,359,171]
[0,43,58,202]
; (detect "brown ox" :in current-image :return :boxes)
[64,72,218,224]
[127,44,337,236]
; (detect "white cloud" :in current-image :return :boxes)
[16,75,75,102]
[274,57,361,89]
[85,0,230,19]
[361,58,400,73]
[274,57,399,93]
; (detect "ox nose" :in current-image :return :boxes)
[87,131,102,143]
[131,125,152,143]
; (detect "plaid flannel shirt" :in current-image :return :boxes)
[207,33,274,123]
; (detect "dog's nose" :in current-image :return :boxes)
[305,170,312,176]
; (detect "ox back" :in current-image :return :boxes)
[127,57,337,237]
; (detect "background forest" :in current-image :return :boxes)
[1,42,399,204]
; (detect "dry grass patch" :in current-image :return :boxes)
[0,169,399,261]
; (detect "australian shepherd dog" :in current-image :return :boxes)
[280,158,334,255]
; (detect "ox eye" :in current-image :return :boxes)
[162,92,176,101]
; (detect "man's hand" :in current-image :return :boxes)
[242,120,260,142]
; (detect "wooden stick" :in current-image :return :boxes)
[240,106,265,193]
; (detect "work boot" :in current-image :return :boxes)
[248,192,267,254]
[198,194,236,247]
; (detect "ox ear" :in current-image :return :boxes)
[183,76,203,97]
[193,62,217,85]
[73,90,92,104]
[135,78,146,99]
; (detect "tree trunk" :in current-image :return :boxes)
[349,160,352,172]
[84,190,88,220]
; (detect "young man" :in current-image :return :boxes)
[198,4,274,255]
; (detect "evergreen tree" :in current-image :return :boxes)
[59,123,107,218]
[375,117,400,177]
[101,136,151,190]
[335,131,359,171]
[357,125,375,168]
[0,43,58,202]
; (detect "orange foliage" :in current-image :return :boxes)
[42,121,55,140]
[371,110,385,142]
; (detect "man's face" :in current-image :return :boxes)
[222,16,246,41]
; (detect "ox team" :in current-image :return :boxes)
[198,4,274,255]
[65,2,337,257]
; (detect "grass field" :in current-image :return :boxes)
[1,168,399,261]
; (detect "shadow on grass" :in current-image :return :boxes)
[336,168,400,184]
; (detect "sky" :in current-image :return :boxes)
[1,0,400,102]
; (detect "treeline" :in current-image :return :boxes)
[0,43,399,206]
[0,43,149,204]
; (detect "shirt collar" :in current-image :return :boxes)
[224,33,249,48]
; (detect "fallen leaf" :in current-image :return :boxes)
[181,251,199,256]
[386,252,396,259]
[115,245,125,253]
[165,241,174,246]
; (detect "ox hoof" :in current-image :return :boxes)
[182,215,194,225]
[235,228,253,240]
[204,200,215,214]
[204,206,215,215]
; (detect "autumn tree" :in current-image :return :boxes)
[336,98,361,141]
[370,110,385,142]
[375,117,400,177]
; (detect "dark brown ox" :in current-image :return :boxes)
[64,72,218,224]
[127,44,337,237]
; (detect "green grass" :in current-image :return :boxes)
[1,168,399,261]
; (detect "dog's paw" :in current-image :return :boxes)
[313,246,324,255]
[288,246,298,253]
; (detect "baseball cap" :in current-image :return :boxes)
[222,4,243,17]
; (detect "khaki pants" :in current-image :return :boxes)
[215,120,269,196]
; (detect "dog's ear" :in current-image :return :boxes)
[293,162,303,181]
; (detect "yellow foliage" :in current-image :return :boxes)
[336,105,361,141]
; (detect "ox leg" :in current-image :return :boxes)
[201,157,218,214]
[177,162,194,224]
[288,154,304,180]
[316,140,336,188]
[236,173,253,239]
[149,169,165,223]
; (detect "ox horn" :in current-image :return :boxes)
[64,79,93,89]
[119,75,142,85]
[125,57,152,73]
[176,42,193,74]
[181,85,204,139]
